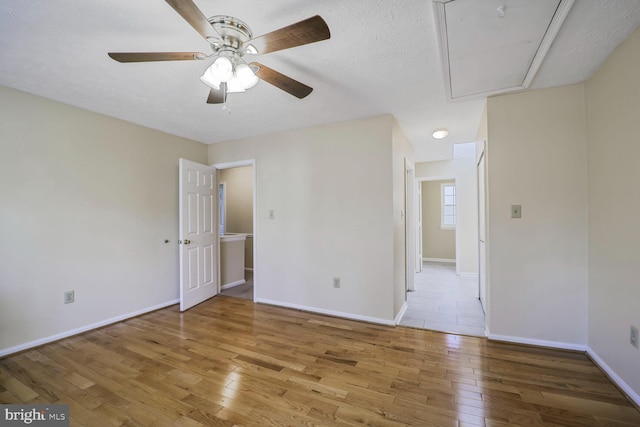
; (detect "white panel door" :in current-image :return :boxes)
[478,152,487,313]
[179,159,218,311]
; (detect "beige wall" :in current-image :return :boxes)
[585,27,640,399]
[219,166,253,234]
[421,180,456,260]
[209,115,400,322]
[220,239,246,286]
[415,158,478,275]
[219,166,254,269]
[486,84,588,346]
[0,86,208,354]
[484,29,640,401]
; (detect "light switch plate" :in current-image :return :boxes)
[511,205,522,219]
[64,290,74,304]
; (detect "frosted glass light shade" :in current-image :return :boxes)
[200,66,222,90]
[209,56,233,81]
[226,77,246,93]
[432,128,449,139]
[235,63,259,90]
[200,57,259,93]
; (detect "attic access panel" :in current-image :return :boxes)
[433,0,574,100]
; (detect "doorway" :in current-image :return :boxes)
[214,160,256,301]
[420,179,457,266]
[399,175,486,336]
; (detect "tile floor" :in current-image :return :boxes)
[220,270,254,301]
[399,262,486,337]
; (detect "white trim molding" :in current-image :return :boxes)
[256,298,396,326]
[221,279,246,290]
[423,257,456,263]
[0,299,179,358]
[213,159,255,169]
[395,302,408,325]
[433,0,575,101]
[220,233,247,242]
[458,272,479,278]
[487,334,640,407]
[488,333,587,352]
[587,347,640,407]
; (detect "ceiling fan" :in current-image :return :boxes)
[108,0,330,104]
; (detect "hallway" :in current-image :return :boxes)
[399,262,485,336]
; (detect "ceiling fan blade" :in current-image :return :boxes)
[247,15,330,54]
[251,62,313,99]
[108,52,205,62]
[206,83,227,104]
[164,0,220,40]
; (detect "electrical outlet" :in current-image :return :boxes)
[64,291,75,304]
[333,277,340,288]
[631,325,639,349]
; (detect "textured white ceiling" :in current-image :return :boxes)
[1,0,639,162]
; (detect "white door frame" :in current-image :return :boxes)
[405,160,416,292]
[416,176,459,274]
[212,159,257,301]
[477,146,488,316]
[415,183,423,273]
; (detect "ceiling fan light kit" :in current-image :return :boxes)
[108,0,330,105]
[200,60,259,93]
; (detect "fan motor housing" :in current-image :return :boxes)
[207,15,253,52]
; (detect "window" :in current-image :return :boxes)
[218,182,225,236]
[441,183,456,229]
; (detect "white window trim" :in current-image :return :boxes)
[441,182,456,230]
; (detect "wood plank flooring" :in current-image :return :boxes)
[1,296,639,426]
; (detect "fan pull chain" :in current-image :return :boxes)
[222,94,231,114]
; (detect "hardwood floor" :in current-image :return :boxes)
[1,297,639,426]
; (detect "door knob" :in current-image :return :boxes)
[184,239,191,245]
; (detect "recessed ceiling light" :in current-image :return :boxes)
[432,128,449,139]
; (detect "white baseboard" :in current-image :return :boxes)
[488,333,587,352]
[255,298,395,326]
[221,279,246,290]
[458,272,479,278]
[395,302,408,325]
[423,257,455,263]
[587,347,640,407]
[431,330,640,407]
[0,299,179,358]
